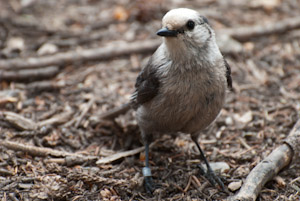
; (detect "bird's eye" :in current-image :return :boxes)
[186,20,195,30]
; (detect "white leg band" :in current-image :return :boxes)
[142,167,152,177]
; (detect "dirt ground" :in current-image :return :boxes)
[0,0,300,200]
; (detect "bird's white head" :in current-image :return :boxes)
[157,8,218,60]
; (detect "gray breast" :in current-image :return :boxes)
[136,66,226,135]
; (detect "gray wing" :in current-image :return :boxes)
[130,57,160,109]
[224,59,232,90]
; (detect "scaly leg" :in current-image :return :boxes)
[143,140,155,193]
[192,137,225,190]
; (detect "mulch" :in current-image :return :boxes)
[0,0,299,200]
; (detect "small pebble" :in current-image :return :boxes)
[228,180,242,191]
[225,116,233,125]
[38,43,58,55]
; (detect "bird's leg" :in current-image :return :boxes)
[143,140,155,193]
[192,138,225,190]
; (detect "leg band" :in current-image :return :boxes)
[142,167,152,177]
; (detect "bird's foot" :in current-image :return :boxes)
[142,167,156,194]
[197,164,225,190]
[144,176,156,194]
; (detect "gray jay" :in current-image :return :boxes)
[130,8,232,192]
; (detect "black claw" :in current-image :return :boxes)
[197,164,225,190]
[192,139,225,191]
[144,176,156,194]
[197,164,206,175]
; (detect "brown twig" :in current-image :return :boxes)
[0,111,38,131]
[0,140,72,157]
[0,40,161,70]
[99,103,131,120]
[37,106,73,127]
[0,140,97,163]
[0,66,59,82]
[222,16,300,42]
[1,108,72,131]
[26,80,62,94]
[0,168,14,176]
[96,146,145,165]
[96,140,158,165]
[230,119,300,201]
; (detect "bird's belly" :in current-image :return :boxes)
[136,85,225,134]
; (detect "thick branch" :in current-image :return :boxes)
[231,119,300,201]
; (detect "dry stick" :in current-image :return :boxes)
[96,146,145,165]
[26,80,62,93]
[38,107,73,127]
[96,141,157,165]
[222,16,300,42]
[0,111,38,131]
[0,140,97,160]
[0,66,59,82]
[74,97,95,128]
[231,119,300,201]
[99,103,131,119]
[0,168,14,176]
[0,39,161,70]
[1,108,74,131]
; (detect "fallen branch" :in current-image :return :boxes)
[26,80,62,94]
[0,107,73,131]
[96,146,145,165]
[99,103,131,120]
[0,140,97,161]
[96,141,158,165]
[230,119,300,201]
[0,39,161,70]
[0,111,38,131]
[37,106,73,127]
[0,66,59,82]
[222,16,300,42]
[0,168,14,176]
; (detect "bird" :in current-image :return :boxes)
[129,8,232,193]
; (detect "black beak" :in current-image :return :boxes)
[156,27,178,37]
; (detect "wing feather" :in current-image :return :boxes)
[130,57,160,109]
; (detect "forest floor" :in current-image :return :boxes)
[0,0,300,200]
